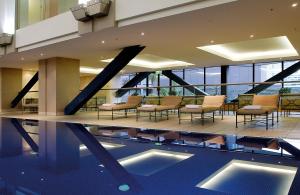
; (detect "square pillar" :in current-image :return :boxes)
[39,57,80,115]
[0,68,22,113]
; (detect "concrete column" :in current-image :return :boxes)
[39,121,80,172]
[39,57,80,116]
[0,68,22,113]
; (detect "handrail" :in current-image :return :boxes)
[24,80,300,92]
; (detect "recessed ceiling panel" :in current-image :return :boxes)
[101,54,194,69]
[197,36,299,61]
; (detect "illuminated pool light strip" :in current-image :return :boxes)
[80,142,124,150]
[197,160,297,190]
[118,149,193,166]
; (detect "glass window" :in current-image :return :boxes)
[206,67,221,95]
[18,0,78,28]
[160,75,170,96]
[184,68,204,95]
[171,70,183,96]
[255,62,282,94]
[284,60,300,93]
[227,64,253,100]
[148,73,158,96]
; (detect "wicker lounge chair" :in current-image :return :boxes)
[179,95,226,125]
[98,96,142,120]
[235,95,279,130]
[136,96,182,122]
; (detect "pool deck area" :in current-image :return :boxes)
[3,111,300,139]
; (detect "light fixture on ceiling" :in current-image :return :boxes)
[0,33,13,47]
[210,40,215,44]
[101,58,193,69]
[101,40,105,44]
[21,57,25,61]
[197,36,299,61]
[70,0,112,22]
[250,34,254,38]
[40,53,44,56]
[80,66,103,74]
[141,32,145,36]
[292,2,298,7]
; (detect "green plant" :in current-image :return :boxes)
[131,91,139,96]
[168,90,177,96]
[279,87,291,94]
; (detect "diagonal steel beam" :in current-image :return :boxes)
[162,70,208,95]
[245,61,300,94]
[115,72,152,97]
[64,45,145,115]
[10,118,39,153]
[11,72,38,108]
[66,123,142,192]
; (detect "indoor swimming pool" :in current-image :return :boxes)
[0,117,299,195]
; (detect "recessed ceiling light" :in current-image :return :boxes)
[101,54,194,69]
[210,40,215,44]
[80,66,103,74]
[250,34,254,38]
[21,57,25,61]
[197,36,299,61]
[141,32,145,36]
[40,53,44,56]
[101,40,105,44]
[292,3,298,7]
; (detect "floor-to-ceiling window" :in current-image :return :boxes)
[184,68,205,95]
[206,67,221,95]
[171,70,184,96]
[284,60,300,93]
[255,62,282,94]
[227,64,253,100]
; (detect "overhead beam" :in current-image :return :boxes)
[245,61,300,94]
[162,70,208,95]
[10,72,38,108]
[115,72,152,97]
[64,45,145,115]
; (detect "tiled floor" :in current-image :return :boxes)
[2,111,300,139]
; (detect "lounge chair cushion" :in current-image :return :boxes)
[252,95,279,107]
[203,95,226,107]
[98,96,142,111]
[237,106,277,115]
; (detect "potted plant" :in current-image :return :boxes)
[168,90,177,96]
[279,87,291,94]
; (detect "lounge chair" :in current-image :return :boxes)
[98,96,142,120]
[179,95,226,125]
[235,95,279,130]
[136,96,182,122]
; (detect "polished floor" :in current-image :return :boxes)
[3,111,300,139]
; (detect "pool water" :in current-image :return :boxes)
[0,117,299,195]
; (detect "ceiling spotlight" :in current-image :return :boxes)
[292,3,298,7]
[250,34,254,38]
[210,40,215,44]
[40,53,44,56]
[101,40,105,44]
[21,57,25,61]
[141,32,145,36]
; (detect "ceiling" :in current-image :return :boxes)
[0,0,300,74]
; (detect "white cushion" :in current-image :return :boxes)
[102,103,116,106]
[185,104,201,109]
[243,105,262,110]
[142,104,155,108]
